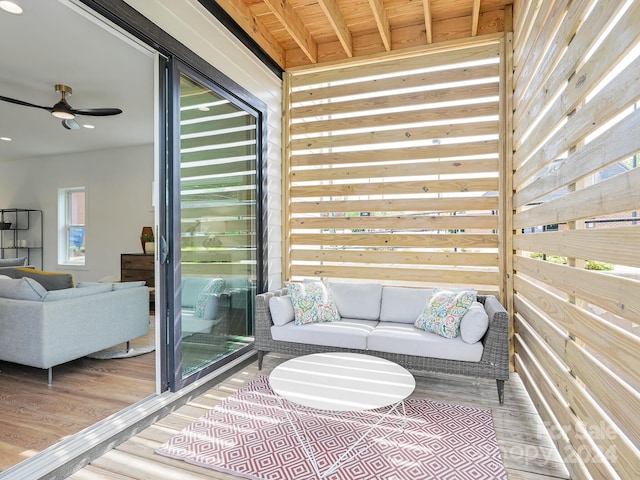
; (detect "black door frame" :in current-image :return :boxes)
[79,0,270,392]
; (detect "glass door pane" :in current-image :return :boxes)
[177,72,257,379]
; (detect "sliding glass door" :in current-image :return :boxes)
[165,60,266,390]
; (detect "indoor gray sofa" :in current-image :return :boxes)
[255,283,510,404]
[0,275,150,384]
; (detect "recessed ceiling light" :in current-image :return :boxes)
[0,1,23,14]
[83,124,95,129]
[0,137,12,142]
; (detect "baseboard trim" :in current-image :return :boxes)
[0,350,257,480]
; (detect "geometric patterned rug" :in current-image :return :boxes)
[156,376,507,480]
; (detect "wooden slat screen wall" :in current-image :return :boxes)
[284,38,505,295]
[512,1,640,479]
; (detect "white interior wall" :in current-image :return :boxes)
[0,144,153,283]
[123,0,284,290]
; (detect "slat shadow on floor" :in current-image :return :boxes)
[69,353,570,480]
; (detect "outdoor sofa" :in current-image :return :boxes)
[255,282,510,404]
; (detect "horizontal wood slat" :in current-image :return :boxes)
[291,214,498,230]
[289,41,501,87]
[291,249,499,267]
[290,196,499,214]
[513,227,640,268]
[290,120,498,151]
[291,232,498,248]
[290,177,499,198]
[291,158,499,183]
[291,264,498,285]
[291,140,499,167]
[290,102,499,136]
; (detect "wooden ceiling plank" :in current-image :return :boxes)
[367,0,392,51]
[214,0,286,68]
[423,0,433,44]
[263,0,319,63]
[318,0,354,57]
[472,0,481,36]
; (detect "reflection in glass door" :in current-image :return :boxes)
[177,72,258,379]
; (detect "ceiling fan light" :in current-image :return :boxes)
[51,100,75,120]
[52,110,75,120]
[0,1,23,14]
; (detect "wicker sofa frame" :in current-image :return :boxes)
[255,289,510,404]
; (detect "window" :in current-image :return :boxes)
[58,187,86,265]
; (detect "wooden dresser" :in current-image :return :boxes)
[121,253,154,288]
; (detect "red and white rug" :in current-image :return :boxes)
[156,376,507,480]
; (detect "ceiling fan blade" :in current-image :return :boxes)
[61,119,80,130]
[0,95,53,112]
[71,107,123,116]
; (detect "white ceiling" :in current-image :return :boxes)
[0,0,155,162]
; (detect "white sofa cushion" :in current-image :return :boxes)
[380,286,431,323]
[271,318,378,350]
[367,322,484,362]
[327,281,382,320]
[460,301,489,344]
[269,295,295,326]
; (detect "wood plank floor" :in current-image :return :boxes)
[68,353,570,480]
[0,351,155,471]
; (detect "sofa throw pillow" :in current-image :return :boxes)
[0,277,47,300]
[0,256,27,267]
[414,290,476,339]
[460,301,489,344]
[269,295,295,326]
[288,281,340,325]
[12,267,74,290]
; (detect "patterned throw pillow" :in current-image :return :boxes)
[414,290,476,338]
[288,281,341,325]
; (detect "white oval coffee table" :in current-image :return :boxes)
[269,352,416,478]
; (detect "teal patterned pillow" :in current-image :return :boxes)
[414,290,476,338]
[288,281,341,325]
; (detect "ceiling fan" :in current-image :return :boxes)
[0,84,123,130]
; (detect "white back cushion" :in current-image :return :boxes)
[380,286,432,323]
[327,282,382,320]
[269,295,295,326]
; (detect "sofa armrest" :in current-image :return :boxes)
[255,288,288,349]
[477,294,510,379]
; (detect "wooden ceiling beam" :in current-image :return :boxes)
[318,0,354,57]
[368,0,392,51]
[423,0,433,44]
[472,0,481,36]
[263,0,318,63]
[214,0,286,68]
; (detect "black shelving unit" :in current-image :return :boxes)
[0,208,43,269]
